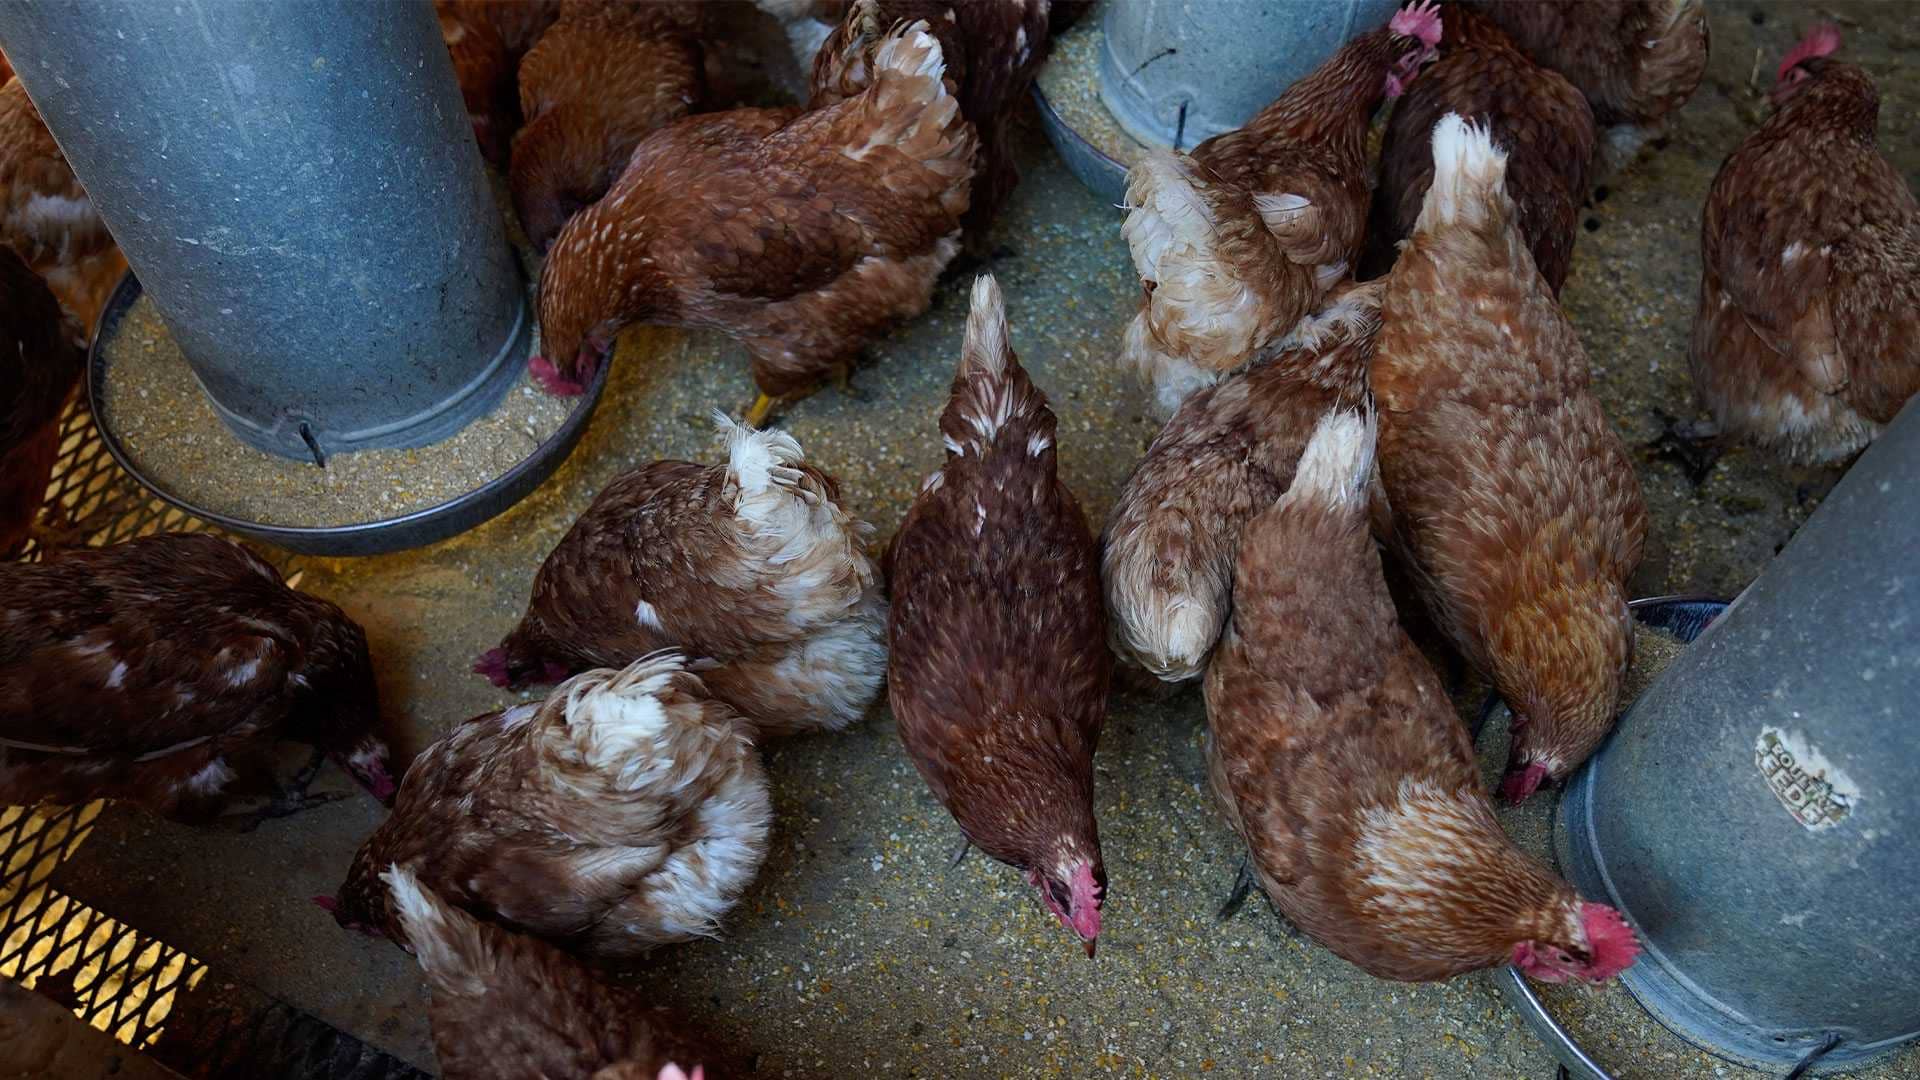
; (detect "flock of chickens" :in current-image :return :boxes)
[1,0,1917,1077]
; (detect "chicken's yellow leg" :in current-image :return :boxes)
[743,393,775,429]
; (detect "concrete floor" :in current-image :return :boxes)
[41,1,1920,1076]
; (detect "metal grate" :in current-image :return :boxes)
[18,393,305,585]
[0,800,204,1051]
[2,396,422,1077]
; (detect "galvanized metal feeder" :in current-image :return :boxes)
[0,0,599,556]
[1035,0,1402,202]
[1487,402,1920,1077]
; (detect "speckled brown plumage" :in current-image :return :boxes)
[887,275,1111,954]
[510,2,707,251]
[1118,6,1440,416]
[1465,0,1707,171]
[811,0,1058,249]
[441,0,561,59]
[384,864,729,1080]
[481,418,885,738]
[1692,56,1920,465]
[330,654,770,963]
[0,78,125,335]
[1372,116,1647,802]
[1364,4,1595,292]
[1102,280,1381,682]
[0,533,391,821]
[436,0,519,167]
[532,18,973,401]
[1204,408,1635,983]
[0,246,82,556]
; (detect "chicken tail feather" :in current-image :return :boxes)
[715,410,809,502]
[382,863,496,998]
[808,0,882,105]
[841,18,972,180]
[1284,405,1378,513]
[1415,113,1510,235]
[941,275,1054,461]
[1119,150,1279,409]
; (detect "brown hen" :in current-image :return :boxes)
[888,275,1111,956]
[328,653,770,962]
[531,18,973,422]
[810,0,1061,251]
[1689,28,1919,466]
[384,863,727,1080]
[1363,3,1596,293]
[1205,406,1640,984]
[1372,115,1647,804]
[0,533,393,822]
[1118,1,1440,417]
[0,77,126,337]
[478,416,885,738]
[1102,280,1381,682]
[511,1,707,251]
[0,245,83,557]
[453,0,562,58]
[436,0,519,167]
[1465,0,1707,173]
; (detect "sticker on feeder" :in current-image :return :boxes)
[1754,727,1859,832]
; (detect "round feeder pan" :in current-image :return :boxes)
[87,272,606,557]
[1477,595,1740,1080]
[1034,83,1129,207]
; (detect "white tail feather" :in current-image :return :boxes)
[382,863,492,997]
[715,411,806,499]
[1285,406,1377,510]
[1122,152,1216,282]
[551,652,707,789]
[1416,114,1508,232]
[962,274,1010,378]
[713,413,876,628]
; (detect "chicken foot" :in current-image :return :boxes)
[944,242,1019,281]
[740,354,874,428]
[29,497,128,553]
[1645,410,1726,486]
[1216,855,1301,939]
[216,746,349,833]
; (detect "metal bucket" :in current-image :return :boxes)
[1098,0,1402,151]
[1554,401,1920,1074]
[0,0,528,463]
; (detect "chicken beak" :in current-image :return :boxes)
[1082,938,1097,960]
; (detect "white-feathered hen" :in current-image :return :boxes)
[327,653,771,962]
[383,863,728,1080]
[479,415,886,739]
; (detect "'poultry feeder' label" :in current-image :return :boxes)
[1754,727,1859,832]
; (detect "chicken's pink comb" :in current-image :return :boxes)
[473,648,513,688]
[1500,762,1551,804]
[658,1065,704,1080]
[1777,24,1841,83]
[363,761,398,804]
[1580,902,1641,981]
[528,354,587,397]
[1390,0,1443,50]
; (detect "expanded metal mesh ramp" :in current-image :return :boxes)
[3,397,423,1079]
